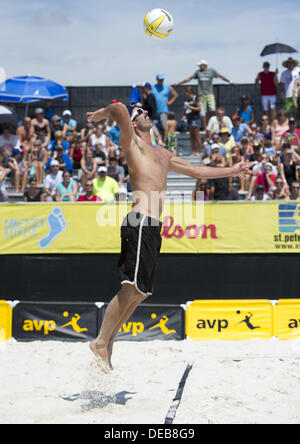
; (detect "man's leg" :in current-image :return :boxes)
[90,283,146,370]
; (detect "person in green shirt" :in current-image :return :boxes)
[92,166,119,202]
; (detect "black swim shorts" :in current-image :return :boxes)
[118,212,163,296]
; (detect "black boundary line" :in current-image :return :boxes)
[164,362,194,425]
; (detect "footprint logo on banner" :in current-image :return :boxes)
[39,207,67,249]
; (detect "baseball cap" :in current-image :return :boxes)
[256,185,265,192]
[232,115,241,121]
[289,117,296,124]
[62,110,72,117]
[51,160,59,167]
[211,143,220,151]
[52,115,61,122]
[156,72,165,80]
[98,166,107,173]
[35,107,44,115]
[143,82,152,88]
[264,162,273,169]
[220,127,230,135]
[197,60,208,66]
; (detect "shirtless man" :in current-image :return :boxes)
[17,117,35,152]
[87,102,251,370]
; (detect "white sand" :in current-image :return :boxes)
[1,338,300,424]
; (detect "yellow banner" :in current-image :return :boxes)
[273,300,300,340]
[0,201,300,254]
[186,300,273,340]
[0,301,12,341]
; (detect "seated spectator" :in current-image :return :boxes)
[218,128,236,157]
[44,160,63,201]
[0,153,9,202]
[69,140,83,170]
[280,146,299,190]
[268,177,290,200]
[7,150,21,193]
[62,110,77,139]
[90,124,109,151]
[80,149,98,188]
[206,107,233,138]
[249,122,264,147]
[55,170,78,202]
[109,124,121,146]
[272,109,289,151]
[255,162,277,193]
[107,156,125,184]
[290,180,300,200]
[210,145,227,167]
[32,108,51,145]
[280,117,300,151]
[77,180,102,202]
[240,136,253,159]
[260,115,273,149]
[164,112,178,155]
[50,115,63,139]
[46,146,73,174]
[80,121,95,144]
[23,177,45,202]
[93,142,107,166]
[47,130,70,155]
[251,185,270,201]
[31,139,48,185]
[231,115,251,145]
[16,117,35,152]
[192,179,210,201]
[34,126,50,151]
[236,95,255,125]
[207,160,239,201]
[203,133,227,158]
[92,166,119,202]
[0,126,21,160]
[228,146,246,191]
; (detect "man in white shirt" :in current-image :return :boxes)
[206,107,233,139]
[280,57,299,115]
[44,160,63,201]
[0,127,21,160]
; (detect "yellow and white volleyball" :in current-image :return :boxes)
[144,9,174,39]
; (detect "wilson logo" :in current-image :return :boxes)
[162,216,218,240]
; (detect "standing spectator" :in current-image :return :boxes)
[23,177,45,202]
[290,180,300,200]
[56,170,78,202]
[272,109,289,151]
[44,160,63,201]
[255,62,278,122]
[16,117,35,152]
[164,112,178,155]
[107,157,125,184]
[231,115,251,145]
[207,107,233,137]
[236,95,255,125]
[80,149,98,187]
[174,60,236,131]
[142,82,158,121]
[151,73,178,133]
[77,180,101,202]
[62,110,77,139]
[183,86,202,156]
[92,166,119,202]
[280,117,300,150]
[280,57,299,115]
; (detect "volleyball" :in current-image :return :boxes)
[144,9,174,39]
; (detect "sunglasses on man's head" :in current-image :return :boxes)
[131,108,144,122]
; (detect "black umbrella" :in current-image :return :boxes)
[260,43,297,57]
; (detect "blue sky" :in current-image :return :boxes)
[1,0,300,87]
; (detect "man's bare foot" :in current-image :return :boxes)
[90,340,113,371]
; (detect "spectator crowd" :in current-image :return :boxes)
[1,55,300,203]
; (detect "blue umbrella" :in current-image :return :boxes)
[0,75,69,103]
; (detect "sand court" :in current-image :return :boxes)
[1,338,300,424]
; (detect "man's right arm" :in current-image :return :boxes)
[87,103,135,155]
[173,75,194,87]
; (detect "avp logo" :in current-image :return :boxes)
[278,204,300,233]
[119,313,177,337]
[23,312,88,336]
[197,310,261,333]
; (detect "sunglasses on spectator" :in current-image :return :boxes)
[292,186,300,189]
[131,108,144,121]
